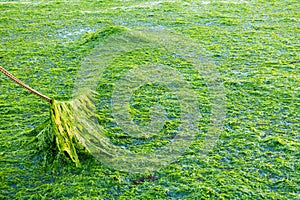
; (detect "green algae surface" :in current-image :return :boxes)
[0,0,299,199]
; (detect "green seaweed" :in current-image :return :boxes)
[0,0,299,199]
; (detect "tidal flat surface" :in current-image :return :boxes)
[0,0,299,199]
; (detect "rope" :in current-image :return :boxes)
[0,66,52,103]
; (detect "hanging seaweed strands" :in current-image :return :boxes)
[0,66,88,167]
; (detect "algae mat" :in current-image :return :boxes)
[0,0,299,199]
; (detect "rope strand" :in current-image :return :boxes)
[0,66,52,103]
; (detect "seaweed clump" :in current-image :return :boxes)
[34,92,97,168]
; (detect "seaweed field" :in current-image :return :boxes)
[0,0,299,199]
